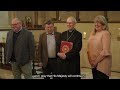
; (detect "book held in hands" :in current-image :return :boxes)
[60,41,73,53]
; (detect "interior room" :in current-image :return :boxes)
[0,11,120,79]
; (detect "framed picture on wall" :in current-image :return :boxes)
[58,11,76,21]
[25,16,32,28]
[56,11,80,22]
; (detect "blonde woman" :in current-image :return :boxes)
[87,15,112,79]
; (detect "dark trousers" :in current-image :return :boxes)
[92,68,109,79]
[57,59,81,79]
[42,58,58,79]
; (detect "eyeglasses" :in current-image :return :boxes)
[11,23,19,26]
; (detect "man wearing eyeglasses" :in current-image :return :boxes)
[5,18,35,79]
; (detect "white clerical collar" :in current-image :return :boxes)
[68,29,74,32]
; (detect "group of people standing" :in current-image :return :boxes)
[5,15,112,79]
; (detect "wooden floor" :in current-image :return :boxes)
[0,67,120,79]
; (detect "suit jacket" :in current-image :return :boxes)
[57,29,82,75]
[38,31,61,68]
[5,28,35,66]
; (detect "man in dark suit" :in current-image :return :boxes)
[38,20,61,79]
[5,18,35,79]
[57,16,82,79]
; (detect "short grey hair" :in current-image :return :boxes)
[12,18,22,23]
[67,16,77,23]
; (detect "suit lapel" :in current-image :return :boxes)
[16,29,25,44]
[54,32,60,43]
[9,31,13,49]
[54,32,56,41]
[43,33,48,56]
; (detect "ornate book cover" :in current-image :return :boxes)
[60,41,73,53]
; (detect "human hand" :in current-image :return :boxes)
[57,52,66,60]
[90,60,97,68]
[38,62,43,67]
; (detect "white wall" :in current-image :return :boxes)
[0,11,11,29]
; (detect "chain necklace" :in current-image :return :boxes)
[67,30,75,41]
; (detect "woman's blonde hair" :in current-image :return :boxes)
[92,15,109,35]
